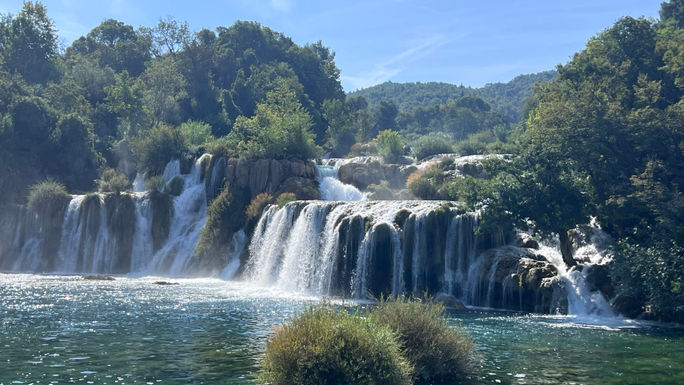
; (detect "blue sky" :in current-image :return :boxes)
[0,0,663,91]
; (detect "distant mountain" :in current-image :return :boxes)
[349,70,557,122]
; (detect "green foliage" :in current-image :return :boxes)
[0,8,346,206]
[259,304,412,385]
[245,193,273,228]
[96,168,130,193]
[144,175,165,192]
[180,119,213,147]
[412,136,454,160]
[228,85,322,159]
[375,129,405,163]
[371,297,477,385]
[406,167,442,200]
[275,192,296,207]
[349,141,378,157]
[0,2,59,84]
[351,71,556,122]
[27,181,70,214]
[454,131,496,155]
[322,98,355,156]
[131,124,189,175]
[612,238,684,323]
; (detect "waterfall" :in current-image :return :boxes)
[244,200,509,302]
[535,221,616,318]
[0,154,215,276]
[316,161,364,201]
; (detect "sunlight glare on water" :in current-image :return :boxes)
[1,274,683,385]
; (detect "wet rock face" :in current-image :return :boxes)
[584,264,614,299]
[338,161,417,190]
[611,294,644,318]
[470,246,562,313]
[213,158,319,202]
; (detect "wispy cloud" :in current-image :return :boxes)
[269,0,293,13]
[342,33,463,91]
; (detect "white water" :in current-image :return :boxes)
[315,163,364,201]
[535,221,616,319]
[146,155,211,275]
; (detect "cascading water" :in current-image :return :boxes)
[315,161,364,201]
[243,200,515,303]
[0,154,215,276]
[535,222,616,318]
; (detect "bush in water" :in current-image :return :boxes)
[260,304,412,385]
[370,296,478,385]
[27,181,71,215]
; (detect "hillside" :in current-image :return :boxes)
[350,70,557,122]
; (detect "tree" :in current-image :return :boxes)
[322,98,355,156]
[373,100,398,138]
[139,17,192,58]
[1,2,59,84]
[228,84,322,159]
[68,19,151,76]
[375,129,405,163]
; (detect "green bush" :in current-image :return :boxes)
[245,193,273,228]
[413,136,454,160]
[350,141,378,157]
[131,124,189,175]
[406,169,439,199]
[27,181,71,215]
[371,296,477,385]
[96,168,131,194]
[260,304,412,385]
[275,192,296,207]
[376,129,405,163]
[145,175,166,192]
[180,120,214,147]
[455,131,495,155]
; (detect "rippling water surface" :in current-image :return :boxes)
[1,274,682,384]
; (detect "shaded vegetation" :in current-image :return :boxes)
[370,297,477,385]
[260,304,412,385]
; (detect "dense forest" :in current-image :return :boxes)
[0,3,354,203]
[0,1,682,322]
[350,71,557,122]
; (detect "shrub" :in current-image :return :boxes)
[455,131,495,156]
[406,168,442,199]
[246,193,273,228]
[413,136,454,161]
[368,181,393,200]
[376,129,405,163]
[275,192,296,207]
[27,181,71,215]
[145,175,166,192]
[96,168,131,194]
[165,176,185,196]
[260,304,412,385]
[370,296,477,385]
[350,141,378,157]
[180,120,214,147]
[131,124,189,175]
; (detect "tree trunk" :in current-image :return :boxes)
[558,229,577,268]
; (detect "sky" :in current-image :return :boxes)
[0,0,664,91]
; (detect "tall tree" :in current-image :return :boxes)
[1,2,59,84]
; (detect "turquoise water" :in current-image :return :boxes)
[1,274,682,384]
